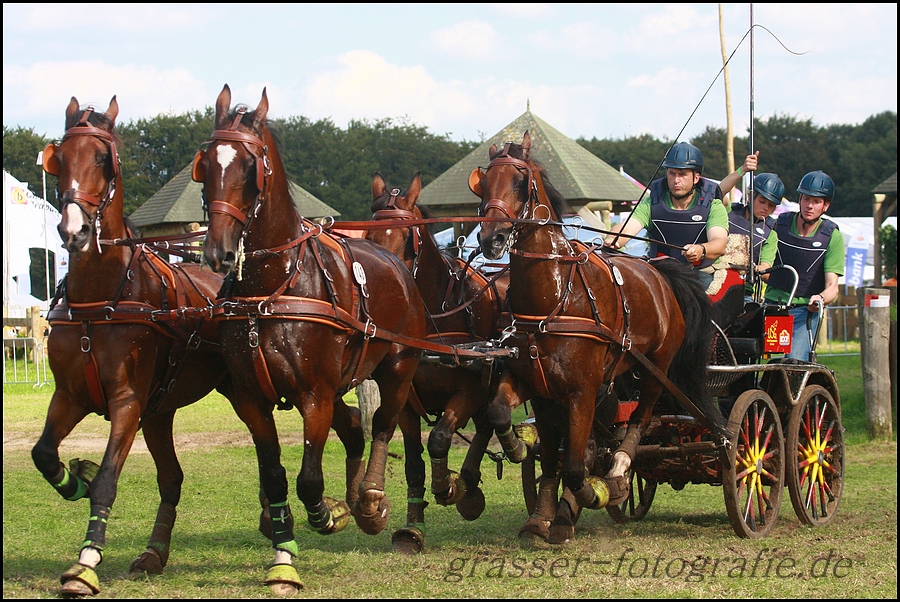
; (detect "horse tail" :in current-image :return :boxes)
[651,258,729,440]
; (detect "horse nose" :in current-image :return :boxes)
[478,230,506,261]
[203,247,234,274]
[58,222,91,252]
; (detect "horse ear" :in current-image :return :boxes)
[407,171,422,202]
[488,143,498,159]
[522,131,532,158]
[215,84,231,127]
[106,95,119,123]
[372,172,386,200]
[191,150,206,183]
[256,88,269,122]
[42,143,60,177]
[65,97,80,128]
[468,167,484,197]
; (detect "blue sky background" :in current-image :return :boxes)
[3,3,896,143]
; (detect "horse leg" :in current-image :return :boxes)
[429,402,469,507]
[391,404,427,554]
[58,397,142,597]
[605,379,663,505]
[296,391,352,537]
[228,391,302,593]
[331,398,366,509]
[128,410,181,577]
[31,391,93,503]
[355,360,415,535]
[519,399,561,543]
[455,420,492,521]
[487,371,533,463]
[551,394,601,544]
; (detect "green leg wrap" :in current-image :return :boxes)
[47,463,89,501]
[268,502,298,557]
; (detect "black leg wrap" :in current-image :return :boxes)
[84,504,110,553]
[305,499,332,533]
[268,501,295,547]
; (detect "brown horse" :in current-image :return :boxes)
[195,85,425,591]
[31,96,236,596]
[366,172,529,553]
[471,131,728,544]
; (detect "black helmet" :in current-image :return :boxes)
[753,173,785,205]
[662,142,704,174]
[797,170,835,200]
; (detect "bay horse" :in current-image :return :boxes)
[32,96,237,596]
[471,131,728,544]
[195,84,425,591]
[366,172,529,553]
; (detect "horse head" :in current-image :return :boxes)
[368,171,423,270]
[43,96,122,254]
[195,84,279,275]
[469,131,545,260]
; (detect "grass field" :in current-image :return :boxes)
[3,355,896,598]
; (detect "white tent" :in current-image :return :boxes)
[3,169,69,317]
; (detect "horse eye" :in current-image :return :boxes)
[96,152,109,166]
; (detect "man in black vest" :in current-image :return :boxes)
[764,171,844,361]
[606,142,729,291]
[719,152,784,302]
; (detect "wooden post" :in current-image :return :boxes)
[355,379,381,441]
[856,287,893,440]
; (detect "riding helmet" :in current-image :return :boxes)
[753,173,785,205]
[662,142,704,174]
[797,170,835,200]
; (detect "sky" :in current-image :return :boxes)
[3,4,897,145]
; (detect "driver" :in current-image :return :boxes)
[763,171,844,361]
[606,142,729,292]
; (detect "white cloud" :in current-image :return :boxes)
[430,20,499,61]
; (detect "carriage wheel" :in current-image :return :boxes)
[606,471,657,523]
[522,439,541,516]
[722,389,784,538]
[786,385,844,527]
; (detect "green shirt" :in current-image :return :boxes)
[631,190,729,265]
[763,218,845,305]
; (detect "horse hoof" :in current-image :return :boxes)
[548,523,575,545]
[313,497,351,535]
[60,563,100,596]
[354,490,390,535]
[129,549,164,577]
[605,473,631,506]
[264,563,303,596]
[517,517,550,544]
[456,487,486,521]
[433,472,466,506]
[391,526,425,554]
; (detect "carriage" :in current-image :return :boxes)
[519,288,843,539]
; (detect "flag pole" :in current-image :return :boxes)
[36,151,51,304]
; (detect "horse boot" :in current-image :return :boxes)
[430,456,466,506]
[548,487,583,545]
[604,425,640,506]
[391,486,428,554]
[495,423,530,464]
[519,474,558,545]
[353,440,391,535]
[345,456,365,509]
[129,502,176,577]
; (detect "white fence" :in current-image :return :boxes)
[2,336,51,386]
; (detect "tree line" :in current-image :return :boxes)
[3,109,896,222]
